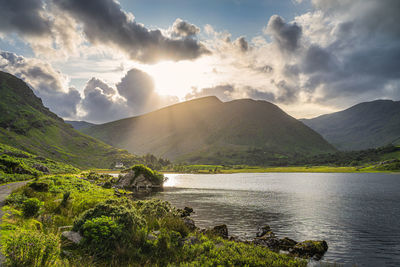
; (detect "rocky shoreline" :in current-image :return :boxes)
[180,207,328,261]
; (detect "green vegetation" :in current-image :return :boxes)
[0,71,149,169]
[81,96,336,165]
[302,99,400,151]
[163,145,400,173]
[0,142,79,184]
[1,174,306,266]
[122,164,165,185]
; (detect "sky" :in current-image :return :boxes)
[0,0,399,123]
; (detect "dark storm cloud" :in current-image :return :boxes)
[295,0,400,105]
[0,51,81,118]
[266,15,302,52]
[172,18,200,37]
[81,69,178,123]
[81,78,127,123]
[52,0,210,63]
[0,0,51,37]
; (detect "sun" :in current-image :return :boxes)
[141,58,217,98]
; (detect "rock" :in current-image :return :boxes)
[256,225,271,237]
[33,163,50,173]
[278,237,297,250]
[211,224,229,239]
[29,182,49,192]
[291,240,328,260]
[181,206,194,217]
[61,231,82,244]
[253,230,279,251]
[183,217,197,231]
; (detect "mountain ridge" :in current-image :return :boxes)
[301,99,400,150]
[82,95,336,165]
[0,71,139,168]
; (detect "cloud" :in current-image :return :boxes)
[81,69,179,123]
[0,0,51,37]
[171,18,200,37]
[185,84,276,103]
[0,51,81,117]
[52,0,210,63]
[233,37,249,52]
[265,15,302,52]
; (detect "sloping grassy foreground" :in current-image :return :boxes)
[0,175,306,266]
[0,143,79,184]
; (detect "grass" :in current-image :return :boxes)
[1,173,307,266]
[162,164,400,174]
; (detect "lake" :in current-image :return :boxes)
[152,172,400,266]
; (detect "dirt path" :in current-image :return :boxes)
[0,181,30,266]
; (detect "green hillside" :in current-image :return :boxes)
[82,96,336,165]
[301,100,400,151]
[65,120,96,130]
[0,71,140,169]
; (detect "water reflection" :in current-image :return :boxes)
[152,173,400,266]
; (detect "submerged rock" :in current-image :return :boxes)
[290,240,328,260]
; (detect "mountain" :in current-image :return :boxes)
[82,96,336,165]
[0,71,139,168]
[301,100,400,151]
[65,120,96,130]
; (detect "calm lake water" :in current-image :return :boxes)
[151,173,400,266]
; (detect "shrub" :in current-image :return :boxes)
[4,230,60,267]
[73,199,144,232]
[135,199,177,219]
[22,198,43,218]
[81,216,123,258]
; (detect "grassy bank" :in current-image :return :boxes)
[161,164,400,174]
[0,174,306,266]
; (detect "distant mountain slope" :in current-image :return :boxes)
[82,96,336,165]
[0,71,138,168]
[301,100,400,151]
[65,120,96,130]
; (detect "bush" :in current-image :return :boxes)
[22,198,43,218]
[81,216,123,258]
[73,199,145,259]
[135,199,177,219]
[4,230,60,267]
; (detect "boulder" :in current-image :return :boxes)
[278,237,297,250]
[61,231,82,244]
[253,231,280,250]
[290,240,328,260]
[256,225,271,237]
[182,206,194,217]
[210,224,229,239]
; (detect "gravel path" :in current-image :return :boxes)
[0,181,30,266]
